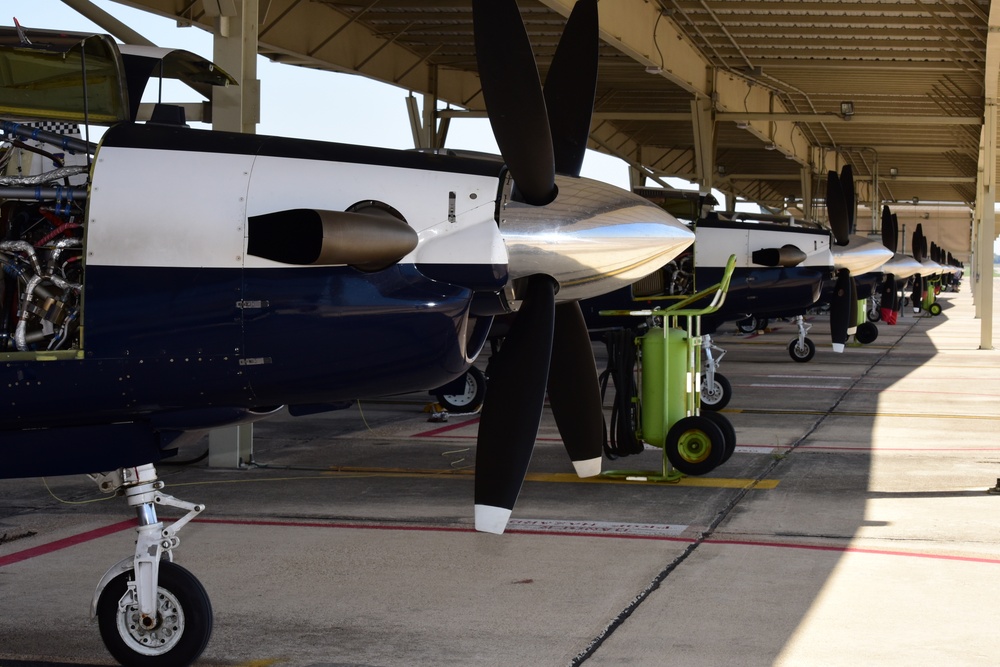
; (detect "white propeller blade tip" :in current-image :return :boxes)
[831,343,845,353]
[572,457,602,478]
[474,504,512,534]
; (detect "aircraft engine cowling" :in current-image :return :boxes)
[751,244,807,268]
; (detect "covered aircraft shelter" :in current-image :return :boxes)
[66,0,1000,347]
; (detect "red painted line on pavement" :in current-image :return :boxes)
[413,417,480,437]
[738,443,1000,452]
[195,517,691,542]
[0,519,135,568]
[705,538,1000,565]
[193,518,1000,564]
[5,518,995,568]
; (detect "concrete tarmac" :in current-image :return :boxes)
[2,280,1000,666]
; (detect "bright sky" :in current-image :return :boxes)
[6,0,633,189]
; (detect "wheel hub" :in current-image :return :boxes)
[118,588,185,656]
[677,430,712,464]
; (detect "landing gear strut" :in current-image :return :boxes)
[787,315,816,363]
[699,334,731,411]
[89,464,212,667]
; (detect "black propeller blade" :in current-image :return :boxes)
[830,269,852,352]
[826,170,850,246]
[473,0,556,205]
[840,165,856,235]
[881,206,899,318]
[474,276,556,533]
[912,223,925,262]
[547,301,604,477]
[544,0,599,177]
[471,0,603,533]
[881,205,895,253]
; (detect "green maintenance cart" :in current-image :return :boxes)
[923,275,943,316]
[601,255,737,482]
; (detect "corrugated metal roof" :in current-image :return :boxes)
[105,0,996,216]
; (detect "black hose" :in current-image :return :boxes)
[598,328,645,458]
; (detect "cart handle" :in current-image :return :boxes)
[599,254,737,319]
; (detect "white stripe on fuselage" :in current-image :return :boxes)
[87,146,506,270]
[695,225,833,269]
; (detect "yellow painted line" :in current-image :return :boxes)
[317,466,777,489]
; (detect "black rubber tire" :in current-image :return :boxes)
[788,337,816,363]
[867,307,881,323]
[434,366,487,413]
[700,410,736,464]
[929,302,942,316]
[788,338,816,364]
[665,415,726,476]
[736,315,766,334]
[97,561,213,667]
[855,321,879,345]
[699,372,732,411]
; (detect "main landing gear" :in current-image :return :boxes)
[89,464,212,667]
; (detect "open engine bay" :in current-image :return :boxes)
[0,121,89,354]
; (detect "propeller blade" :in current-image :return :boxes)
[826,171,850,246]
[474,275,556,534]
[547,301,603,477]
[881,274,898,312]
[848,274,859,333]
[840,165,856,235]
[830,269,851,352]
[881,205,895,252]
[911,275,923,311]
[473,0,556,206]
[914,223,925,262]
[543,0,599,178]
[891,213,900,254]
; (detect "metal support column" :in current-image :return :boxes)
[208,0,260,465]
[209,0,260,135]
[689,97,715,195]
[977,102,996,350]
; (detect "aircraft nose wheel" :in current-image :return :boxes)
[97,561,213,667]
[699,372,731,411]
[787,337,816,363]
[433,366,487,413]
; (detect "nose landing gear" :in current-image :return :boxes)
[89,464,212,667]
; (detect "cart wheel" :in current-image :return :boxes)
[434,366,487,413]
[665,416,726,476]
[928,302,942,316]
[787,337,815,363]
[854,322,879,345]
[699,372,731,411]
[700,411,736,464]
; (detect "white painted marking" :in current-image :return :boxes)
[506,518,687,537]
[734,446,775,454]
[766,375,853,380]
[750,383,847,389]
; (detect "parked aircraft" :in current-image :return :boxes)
[0,2,695,664]
[581,168,891,413]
